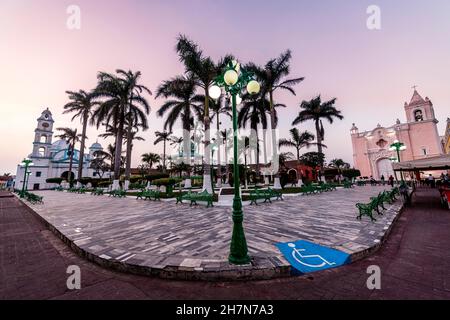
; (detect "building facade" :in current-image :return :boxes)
[443,118,450,154]
[351,90,444,179]
[15,108,104,190]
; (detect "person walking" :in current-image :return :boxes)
[388,175,395,188]
[380,175,385,185]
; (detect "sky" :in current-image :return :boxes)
[1,0,449,174]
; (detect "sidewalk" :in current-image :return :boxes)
[0,187,449,300]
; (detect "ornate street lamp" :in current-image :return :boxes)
[20,158,34,197]
[209,60,260,265]
[389,140,407,181]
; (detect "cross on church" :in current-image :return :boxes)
[412,85,418,91]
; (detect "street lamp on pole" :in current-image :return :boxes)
[389,140,407,181]
[20,158,34,197]
[209,60,260,265]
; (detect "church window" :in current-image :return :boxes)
[36,172,42,177]
[422,148,427,156]
[39,147,46,157]
[42,122,49,128]
[40,135,47,143]
[376,139,388,149]
[414,110,424,122]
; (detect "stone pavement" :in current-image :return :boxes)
[22,186,402,280]
[1,187,449,299]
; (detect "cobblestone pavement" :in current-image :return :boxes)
[1,187,449,299]
[27,187,398,266]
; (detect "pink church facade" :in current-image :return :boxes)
[351,90,444,179]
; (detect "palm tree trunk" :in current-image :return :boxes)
[77,114,88,182]
[269,91,281,189]
[125,124,133,181]
[216,112,222,187]
[114,121,124,182]
[182,119,191,188]
[69,144,74,187]
[315,120,324,182]
[202,89,213,193]
[163,139,167,173]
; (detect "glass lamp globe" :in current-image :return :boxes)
[235,95,242,105]
[224,70,239,86]
[247,80,260,95]
[400,145,407,151]
[209,85,221,100]
[393,140,399,144]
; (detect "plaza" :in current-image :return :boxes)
[25,185,402,280]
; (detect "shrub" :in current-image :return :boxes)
[129,182,146,190]
[78,177,92,186]
[46,178,63,185]
[98,181,111,188]
[146,173,170,182]
[153,177,183,187]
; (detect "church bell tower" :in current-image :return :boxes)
[31,108,54,158]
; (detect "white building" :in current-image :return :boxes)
[15,108,105,190]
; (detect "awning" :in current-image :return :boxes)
[392,154,450,171]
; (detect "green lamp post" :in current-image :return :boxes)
[209,60,261,265]
[20,158,34,197]
[389,140,407,181]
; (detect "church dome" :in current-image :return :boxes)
[51,139,68,151]
[89,142,103,150]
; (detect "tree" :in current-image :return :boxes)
[279,128,324,161]
[329,158,350,171]
[176,34,233,193]
[55,127,83,187]
[90,157,110,179]
[63,90,96,183]
[156,75,203,182]
[279,152,295,169]
[92,70,151,185]
[292,95,344,177]
[154,131,171,172]
[141,153,161,171]
[247,50,304,188]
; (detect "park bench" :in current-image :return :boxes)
[77,188,87,194]
[176,190,214,207]
[249,189,272,205]
[136,189,161,201]
[344,181,354,189]
[370,193,387,215]
[300,185,318,195]
[91,188,104,196]
[23,191,44,205]
[356,199,377,222]
[55,186,64,192]
[109,190,127,198]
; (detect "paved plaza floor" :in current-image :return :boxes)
[1,187,449,299]
[21,186,403,280]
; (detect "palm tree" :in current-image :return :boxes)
[238,93,269,179]
[292,95,344,179]
[154,131,171,173]
[156,75,203,185]
[55,127,83,187]
[210,95,231,186]
[329,158,350,182]
[92,70,151,187]
[63,90,96,183]
[141,153,161,171]
[279,152,295,169]
[279,129,324,162]
[247,50,304,188]
[176,34,233,193]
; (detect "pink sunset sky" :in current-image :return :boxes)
[1,0,449,174]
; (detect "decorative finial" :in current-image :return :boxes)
[412,85,418,91]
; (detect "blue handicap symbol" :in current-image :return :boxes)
[276,240,351,275]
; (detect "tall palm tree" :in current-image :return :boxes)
[141,153,161,171]
[63,90,96,183]
[55,127,83,187]
[154,131,171,172]
[210,95,231,186]
[93,70,151,186]
[156,74,203,184]
[247,50,304,188]
[176,34,233,193]
[238,93,269,179]
[279,129,323,161]
[292,95,344,178]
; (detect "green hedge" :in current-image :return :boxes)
[46,178,63,185]
[153,177,183,187]
[146,173,170,182]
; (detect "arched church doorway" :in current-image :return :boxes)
[376,158,394,180]
[61,171,75,181]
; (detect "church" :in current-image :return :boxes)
[351,89,445,179]
[15,108,104,190]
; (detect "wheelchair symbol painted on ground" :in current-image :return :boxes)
[287,243,337,269]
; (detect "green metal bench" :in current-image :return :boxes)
[55,186,64,192]
[136,189,161,201]
[356,200,377,222]
[77,188,87,194]
[249,189,272,205]
[91,188,104,196]
[24,192,44,204]
[177,190,214,207]
[344,181,354,189]
[109,190,127,198]
[300,185,318,195]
